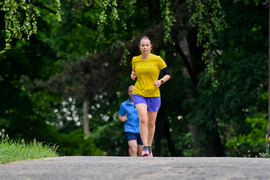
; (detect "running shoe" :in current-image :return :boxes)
[141,146,149,157]
[148,146,153,157]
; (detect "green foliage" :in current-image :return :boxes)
[193,51,267,156]
[57,129,104,156]
[185,0,268,156]
[160,0,176,44]
[226,115,267,157]
[0,35,63,142]
[187,0,227,48]
[90,118,128,156]
[0,0,65,54]
[1,0,39,53]
[0,135,58,164]
[1,0,180,54]
[48,0,136,56]
[258,152,270,158]
[187,0,227,85]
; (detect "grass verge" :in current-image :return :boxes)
[0,135,58,164]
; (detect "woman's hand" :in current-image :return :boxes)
[154,80,162,88]
[131,70,136,80]
[154,75,170,88]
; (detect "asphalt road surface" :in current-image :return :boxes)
[0,156,270,180]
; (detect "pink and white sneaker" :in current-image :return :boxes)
[148,147,153,157]
[141,146,149,157]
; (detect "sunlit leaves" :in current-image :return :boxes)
[55,0,63,22]
[187,0,227,86]
[93,0,136,43]
[160,0,176,44]
[1,0,41,54]
[1,0,178,54]
[187,0,227,47]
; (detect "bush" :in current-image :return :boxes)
[56,129,104,156]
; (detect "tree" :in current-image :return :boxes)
[196,0,268,156]
[0,17,62,141]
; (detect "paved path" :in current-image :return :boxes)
[0,156,270,180]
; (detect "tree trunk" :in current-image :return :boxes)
[208,130,225,157]
[175,27,225,156]
[174,30,205,156]
[188,123,199,153]
[83,99,89,135]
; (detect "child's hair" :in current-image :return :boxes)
[139,36,152,45]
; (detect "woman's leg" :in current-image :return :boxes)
[147,111,158,147]
[135,103,148,146]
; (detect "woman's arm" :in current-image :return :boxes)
[154,74,171,88]
[130,69,136,80]
[154,67,171,88]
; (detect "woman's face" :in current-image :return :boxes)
[139,38,152,55]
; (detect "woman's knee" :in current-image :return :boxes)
[148,121,155,129]
[139,115,148,124]
[147,112,157,127]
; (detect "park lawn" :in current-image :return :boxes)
[0,136,58,164]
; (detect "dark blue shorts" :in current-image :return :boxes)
[132,94,161,112]
[125,132,143,145]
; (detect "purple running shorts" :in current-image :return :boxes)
[132,94,161,112]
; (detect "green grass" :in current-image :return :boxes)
[0,135,58,164]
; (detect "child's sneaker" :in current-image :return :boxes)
[141,146,149,157]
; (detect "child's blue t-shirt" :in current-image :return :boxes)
[118,98,140,133]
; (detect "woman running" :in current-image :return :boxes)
[131,36,171,157]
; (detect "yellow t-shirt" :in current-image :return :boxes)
[132,53,167,97]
